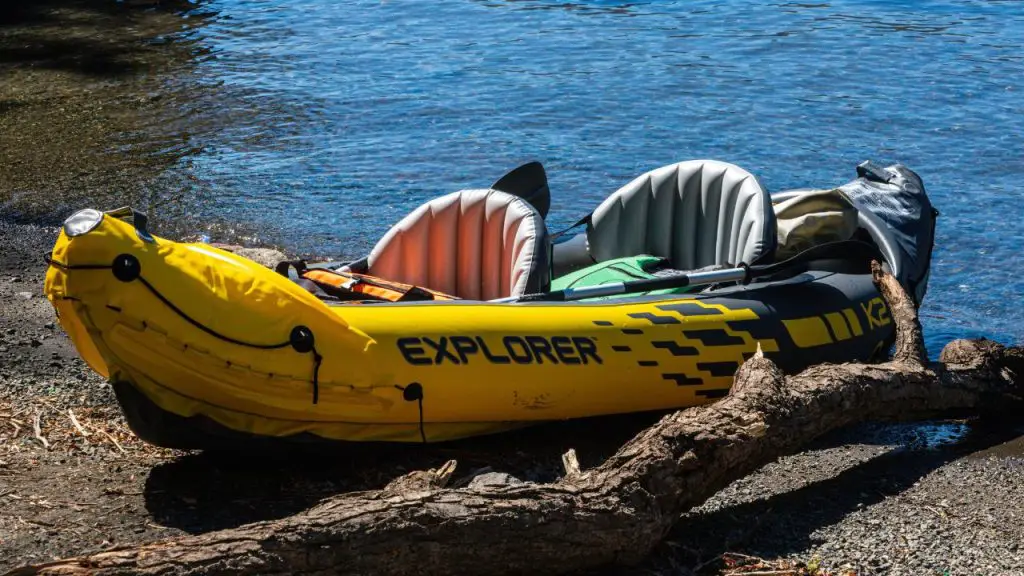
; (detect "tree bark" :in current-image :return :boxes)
[9,265,1023,576]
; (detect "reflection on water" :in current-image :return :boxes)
[1,0,1023,352]
[912,421,972,449]
[828,419,1024,459]
[0,0,225,237]
[835,420,972,451]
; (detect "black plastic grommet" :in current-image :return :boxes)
[290,326,315,353]
[111,254,141,282]
[402,382,423,402]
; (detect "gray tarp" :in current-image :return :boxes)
[773,161,938,306]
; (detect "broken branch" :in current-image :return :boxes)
[31,411,48,450]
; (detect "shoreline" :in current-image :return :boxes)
[2,221,1023,574]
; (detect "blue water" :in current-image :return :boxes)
[69,0,1024,354]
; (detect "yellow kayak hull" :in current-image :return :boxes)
[45,209,893,446]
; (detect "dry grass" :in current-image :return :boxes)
[0,397,177,459]
[714,552,858,576]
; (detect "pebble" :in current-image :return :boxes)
[15,292,32,300]
[2,222,1023,573]
[669,422,1024,575]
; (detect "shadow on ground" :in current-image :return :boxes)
[630,418,1024,575]
[142,405,1023,544]
[143,410,662,533]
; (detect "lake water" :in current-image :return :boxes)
[2,0,1022,356]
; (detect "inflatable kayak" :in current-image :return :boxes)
[43,159,936,448]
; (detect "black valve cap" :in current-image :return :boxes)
[290,326,315,353]
[402,382,423,402]
[111,254,141,282]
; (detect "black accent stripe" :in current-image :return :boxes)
[143,268,320,403]
[821,314,839,344]
[311,349,322,404]
[137,276,292,350]
[652,341,699,356]
[638,360,659,367]
[592,320,614,326]
[627,312,681,325]
[45,258,113,271]
[57,256,354,405]
[612,345,632,352]
[418,395,426,443]
[683,329,744,347]
[726,320,779,341]
[656,302,724,317]
[837,312,854,337]
[53,255,296,351]
[663,373,703,386]
[697,388,731,399]
[621,328,644,335]
[697,361,740,377]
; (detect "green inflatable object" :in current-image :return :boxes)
[549,255,698,300]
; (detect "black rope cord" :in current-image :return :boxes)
[396,382,426,443]
[48,252,324,404]
[137,275,293,349]
[44,252,115,271]
[312,351,323,404]
[289,326,322,404]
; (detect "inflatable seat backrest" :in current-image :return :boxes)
[586,160,777,270]
[360,189,550,301]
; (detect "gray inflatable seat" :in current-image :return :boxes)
[362,188,550,300]
[586,160,777,270]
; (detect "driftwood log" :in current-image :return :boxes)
[9,263,1023,576]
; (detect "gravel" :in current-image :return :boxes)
[2,220,1024,575]
[629,421,1024,575]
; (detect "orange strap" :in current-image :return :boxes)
[302,269,456,302]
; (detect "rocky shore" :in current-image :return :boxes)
[1,220,1023,575]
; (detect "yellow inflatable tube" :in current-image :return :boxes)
[46,208,885,445]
